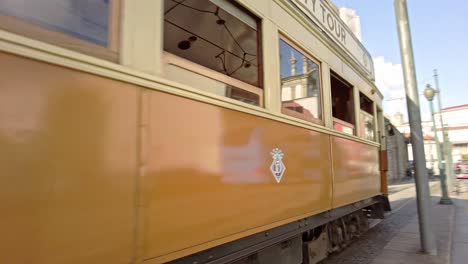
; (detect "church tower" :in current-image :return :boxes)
[289,51,297,76]
[302,56,308,73]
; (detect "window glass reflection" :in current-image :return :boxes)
[360,111,375,141]
[0,0,110,46]
[279,39,321,122]
[359,93,375,140]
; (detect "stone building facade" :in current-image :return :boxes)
[385,118,409,182]
[435,104,468,162]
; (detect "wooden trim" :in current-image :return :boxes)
[359,91,374,115]
[333,118,355,129]
[256,19,264,90]
[330,70,353,88]
[380,151,388,172]
[109,0,121,53]
[373,103,379,144]
[261,19,281,113]
[360,110,374,120]
[163,52,264,107]
[0,0,121,62]
[380,171,388,195]
[281,107,323,126]
[380,151,389,195]
[321,64,334,129]
[376,107,386,149]
[0,30,380,148]
[119,0,163,74]
[352,86,360,136]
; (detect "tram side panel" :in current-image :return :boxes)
[331,136,381,208]
[143,89,333,262]
[0,52,382,264]
[0,52,138,264]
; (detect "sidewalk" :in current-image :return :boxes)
[451,183,468,264]
[370,181,468,264]
[370,198,454,264]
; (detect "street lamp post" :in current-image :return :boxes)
[434,69,454,191]
[424,84,452,204]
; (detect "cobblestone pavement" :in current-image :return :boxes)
[322,200,419,263]
[321,181,440,264]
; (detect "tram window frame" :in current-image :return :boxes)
[360,92,374,115]
[359,92,376,141]
[162,0,264,107]
[0,0,121,62]
[330,71,355,135]
[278,35,324,125]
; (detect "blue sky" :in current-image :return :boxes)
[332,0,468,121]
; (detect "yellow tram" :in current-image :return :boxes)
[0,0,389,263]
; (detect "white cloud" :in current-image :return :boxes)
[373,56,407,122]
[373,56,433,123]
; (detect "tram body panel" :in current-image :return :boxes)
[143,90,333,258]
[0,52,137,264]
[0,0,387,262]
[331,136,381,208]
[0,53,383,264]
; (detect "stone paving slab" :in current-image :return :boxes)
[371,249,446,264]
[452,185,468,264]
[370,201,454,264]
[452,242,468,264]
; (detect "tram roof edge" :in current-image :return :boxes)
[280,0,376,82]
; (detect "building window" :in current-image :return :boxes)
[279,38,322,124]
[331,72,355,135]
[0,0,120,61]
[164,0,262,106]
[360,92,375,141]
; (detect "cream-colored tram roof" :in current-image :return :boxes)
[237,0,383,108]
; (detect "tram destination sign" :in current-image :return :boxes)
[290,0,375,80]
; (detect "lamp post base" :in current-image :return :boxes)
[439,197,453,205]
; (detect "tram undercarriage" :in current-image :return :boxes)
[169,196,387,264]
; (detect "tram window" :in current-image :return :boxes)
[164,0,262,106]
[360,93,375,141]
[360,93,373,115]
[279,38,322,124]
[0,0,120,61]
[331,72,355,135]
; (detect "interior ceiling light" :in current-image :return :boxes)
[168,0,257,75]
[177,40,190,50]
[177,35,198,50]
